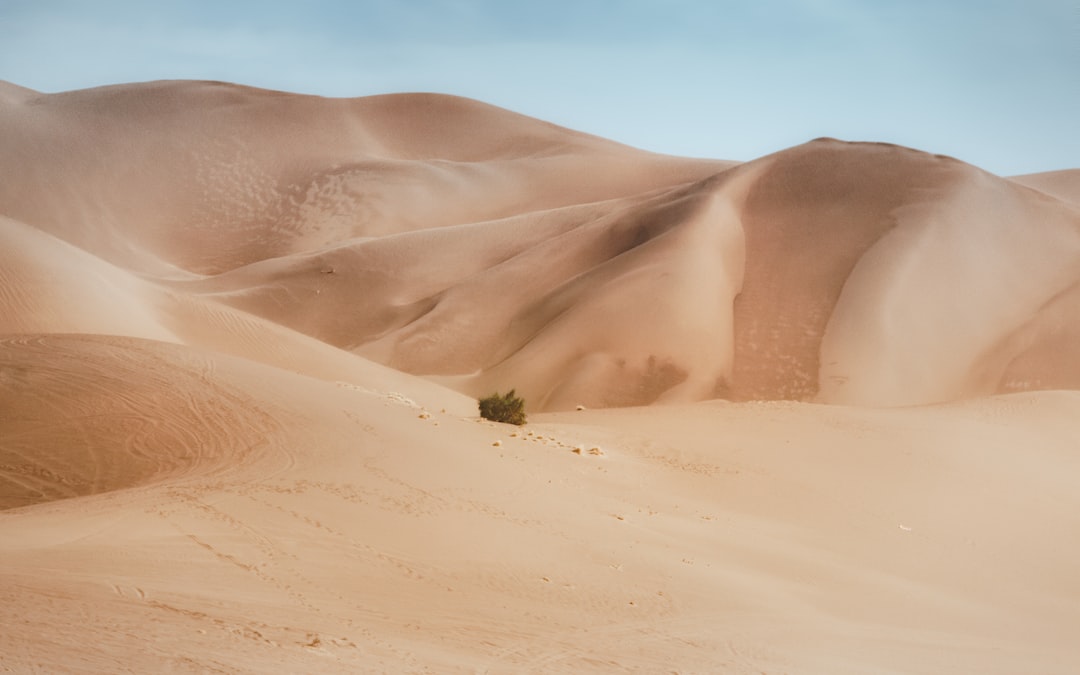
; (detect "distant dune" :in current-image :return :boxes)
[1009,169,1080,205]
[1,80,1078,673]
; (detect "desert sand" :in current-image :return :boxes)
[1,79,1078,673]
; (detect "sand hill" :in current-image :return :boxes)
[1,80,1078,673]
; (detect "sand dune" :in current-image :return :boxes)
[0,212,473,412]
[0,334,292,509]
[2,80,1076,409]
[1009,169,1080,205]
[1,79,1078,673]
[0,80,728,275]
[177,143,1080,409]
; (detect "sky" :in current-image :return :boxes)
[1,0,1076,175]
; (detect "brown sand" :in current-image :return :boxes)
[1,80,1078,673]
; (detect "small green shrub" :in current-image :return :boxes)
[478,389,527,425]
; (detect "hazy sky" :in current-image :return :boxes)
[2,0,1076,174]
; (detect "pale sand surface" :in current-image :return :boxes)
[1009,169,1080,205]
[1,80,1079,673]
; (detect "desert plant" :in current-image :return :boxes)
[478,389,527,425]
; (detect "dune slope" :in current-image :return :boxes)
[0,335,290,509]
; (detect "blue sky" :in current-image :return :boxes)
[1,0,1076,174]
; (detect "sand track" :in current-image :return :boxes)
[0,334,290,510]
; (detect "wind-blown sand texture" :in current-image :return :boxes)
[1,79,1078,673]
